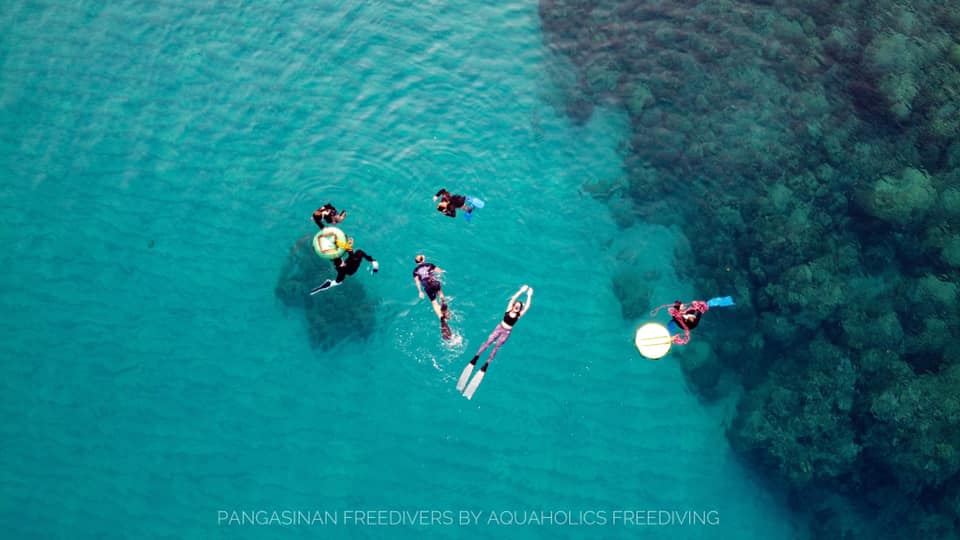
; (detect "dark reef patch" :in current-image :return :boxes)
[275,234,377,350]
[539,0,960,537]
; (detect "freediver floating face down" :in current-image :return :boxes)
[635,296,735,359]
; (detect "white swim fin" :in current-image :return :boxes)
[462,362,488,400]
[456,356,478,391]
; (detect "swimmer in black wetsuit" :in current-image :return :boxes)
[313,203,346,228]
[670,301,703,331]
[665,300,709,345]
[433,189,473,218]
[310,239,379,294]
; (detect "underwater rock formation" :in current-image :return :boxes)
[676,341,724,400]
[728,337,860,487]
[540,0,960,538]
[275,234,377,349]
[857,167,936,226]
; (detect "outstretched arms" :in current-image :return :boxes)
[520,286,533,316]
[505,286,525,312]
[505,285,533,314]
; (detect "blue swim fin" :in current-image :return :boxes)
[707,296,735,308]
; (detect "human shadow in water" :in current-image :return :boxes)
[275,234,378,350]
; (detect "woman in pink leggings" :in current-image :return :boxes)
[457,285,533,399]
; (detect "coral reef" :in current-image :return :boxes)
[864,366,960,493]
[857,167,936,226]
[275,234,377,349]
[729,337,860,487]
[540,0,960,537]
[676,341,724,400]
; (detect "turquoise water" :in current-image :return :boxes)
[1,1,802,538]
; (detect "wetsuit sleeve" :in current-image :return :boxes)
[435,189,447,198]
[356,250,375,262]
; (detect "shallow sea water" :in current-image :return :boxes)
[0,1,804,538]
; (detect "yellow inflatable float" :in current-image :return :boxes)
[313,227,349,260]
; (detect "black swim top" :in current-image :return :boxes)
[502,310,520,327]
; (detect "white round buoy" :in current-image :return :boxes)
[635,322,672,360]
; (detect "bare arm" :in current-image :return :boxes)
[414,277,424,298]
[505,286,525,312]
[520,288,533,316]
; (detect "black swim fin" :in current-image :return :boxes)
[440,303,452,340]
[440,318,452,340]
